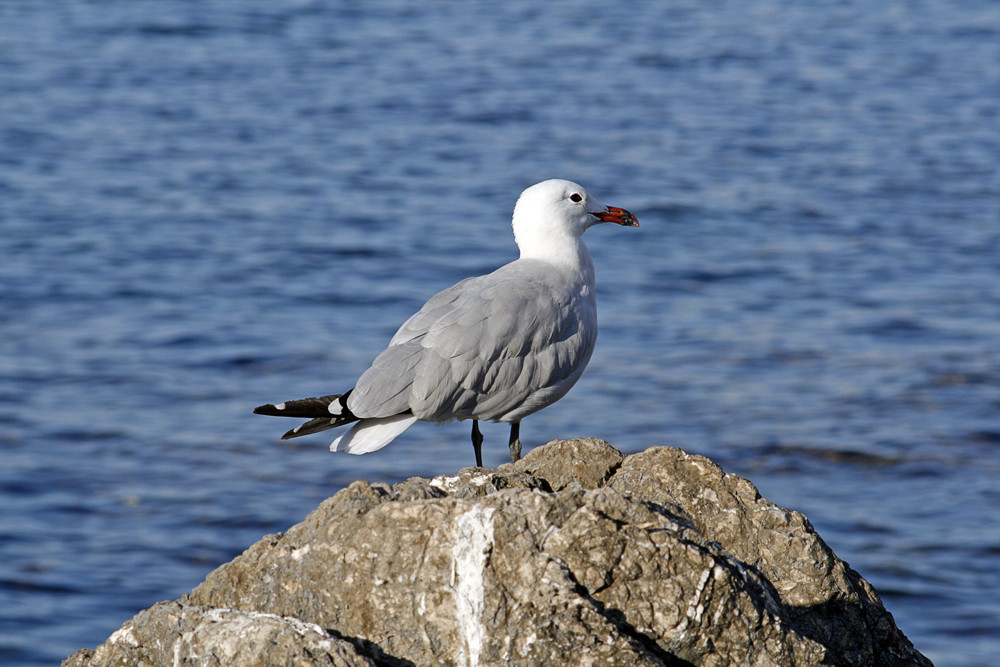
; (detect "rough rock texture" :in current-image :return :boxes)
[62,600,375,667]
[64,439,931,667]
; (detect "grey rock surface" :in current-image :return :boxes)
[64,438,931,666]
[62,600,375,667]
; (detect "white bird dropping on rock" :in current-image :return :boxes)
[254,179,638,466]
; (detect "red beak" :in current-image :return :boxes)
[591,206,639,227]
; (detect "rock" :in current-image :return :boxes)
[506,437,625,490]
[64,439,930,667]
[62,600,375,667]
[605,448,912,665]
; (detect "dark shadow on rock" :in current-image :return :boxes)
[325,627,417,667]
[568,577,697,667]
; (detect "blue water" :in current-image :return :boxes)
[2,1,998,664]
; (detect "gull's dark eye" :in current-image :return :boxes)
[569,193,583,203]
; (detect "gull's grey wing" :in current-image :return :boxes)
[345,277,477,418]
[347,261,597,423]
[388,277,480,347]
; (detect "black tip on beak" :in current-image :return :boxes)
[592,206,639,227]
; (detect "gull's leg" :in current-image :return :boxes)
[508,421,521,463]
[471,420,484,468]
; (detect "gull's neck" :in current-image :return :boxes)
[517,234,596,285]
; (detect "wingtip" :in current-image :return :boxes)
[281,422,305,439]
[254,402,291,416]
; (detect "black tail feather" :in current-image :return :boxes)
[281,416,344,439]
[254,390,359,439]
[253,393,344,418]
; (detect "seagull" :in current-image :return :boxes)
[254,179,638,467]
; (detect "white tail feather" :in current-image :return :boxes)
[330,415,419,455]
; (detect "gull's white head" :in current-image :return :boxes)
[511,179,637,259]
